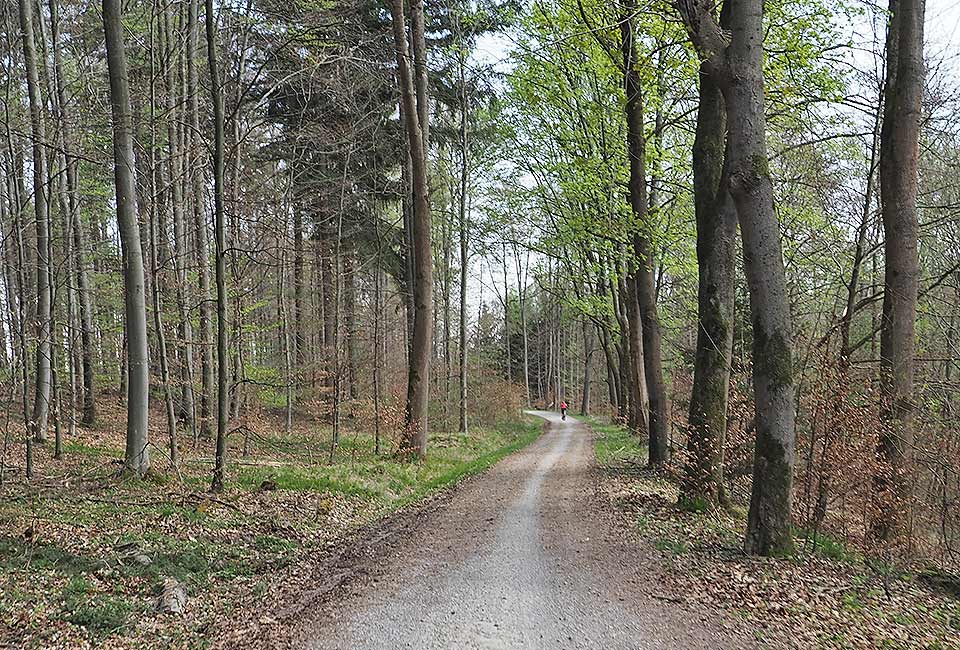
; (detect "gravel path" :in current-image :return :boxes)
[301,412,760,649]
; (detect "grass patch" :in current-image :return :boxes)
[0,536,102,575]
[586,416,646,467]
[1,413,541,647]
[62,576,136,638]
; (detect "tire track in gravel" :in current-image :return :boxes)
[296,412,762,649]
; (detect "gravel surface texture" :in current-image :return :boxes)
[296,412,761,649]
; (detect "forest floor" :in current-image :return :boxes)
[0,396,540,649]
[590,418,960,649]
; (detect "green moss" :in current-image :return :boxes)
[751,153,770,181]
[754,326,794,392]
[745,430,795,557]
[678,494,714,514]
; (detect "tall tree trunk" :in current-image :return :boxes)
[580,318,593,415]
[389,0,433,457]
[344,252,358,401]
[207,0,230,491]
[162,4,196,435]
[678,0,798,556]
[620,5,670,463]
[293,209,305,365]
[103,0,150,475]
[875,0,924,542]
[48,0,96,426]
[458,61,469,435]
[681,7,738,508]
[18,0,52,445]
[149,6,179,465]
[188,0,214,440]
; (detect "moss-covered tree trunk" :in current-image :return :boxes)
[678,0,797,556]
[681,4,738,509]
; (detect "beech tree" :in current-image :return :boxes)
[17,0,51,453]
[875,0,926,541]
[102,0,150,475]
[680,0,736,510]
[676,0,798,555]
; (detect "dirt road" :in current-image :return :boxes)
[300,412,759,649]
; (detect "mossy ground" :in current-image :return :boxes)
[0,398,540,649]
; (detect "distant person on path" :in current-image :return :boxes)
[560,400,567,420]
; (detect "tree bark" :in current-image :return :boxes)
[103,0,150,475]
[188,0,214,440]
[389,0,432,457]
[620,6,670,464]
[207,0,230,491]
[18,0,52,444]
[48,0,96,426]
[677,0,798,555]
[681,7,738,509]
[875,0,924,542]
[162,4,196,435]
[458,58,469,434]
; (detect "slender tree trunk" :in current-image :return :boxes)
[206,0,230,491]
[48,0,96,426]
[389,0,433,457]
[103,0,151,475]
[162,5,197,435]
[839,92,882,364]
[18,0,52,445]
[458,62,469,434]
[875,0,925,542]
[681,8,738,508]
[620,6,669,463]
[345,252,358,401]
[148,6,180,465]
[293,209,305,365]
[580,318,593,415]
[188,0,214,440]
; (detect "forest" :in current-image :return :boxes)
[1,0,959,646]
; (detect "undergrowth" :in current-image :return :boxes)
[588,416,960,650]
[0,411,541,649]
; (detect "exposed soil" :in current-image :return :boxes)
[245,412,761,649]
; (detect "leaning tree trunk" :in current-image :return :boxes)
[680,7,738,509]
[103,0,150,475]
[875,0,924,542]
[389,0,433,457]
[677,0,797,556]
[620,8,669,461]
[18,0,52,445]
